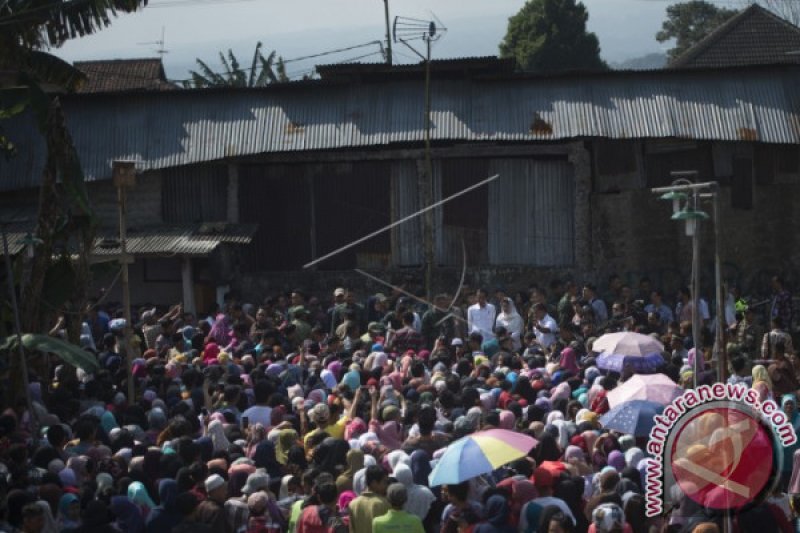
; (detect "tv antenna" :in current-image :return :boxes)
[137,26,169,58]
[391,13,447,299]
[392,13,447,61]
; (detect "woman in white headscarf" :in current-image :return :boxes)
[207,420,230,453]
[496,297,524,351]
[393,464,436,520]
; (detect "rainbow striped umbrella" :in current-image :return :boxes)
[428,429,537,486]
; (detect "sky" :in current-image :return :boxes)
[52,0,676,81]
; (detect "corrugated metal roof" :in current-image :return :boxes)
[2,65,799,191]
[0,221,256,257]
[92,223,257,257]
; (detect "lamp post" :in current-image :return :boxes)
[653,173,722,388]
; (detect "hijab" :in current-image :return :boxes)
[560,347,579,374]
[207,419,230,453]
[111,495,145,533]
[246,423,268,458]
[394,464,436,520]
[337,449,364,493]
[752,365,772,388]
[475,494,514,533]
[127,481,156,518]
[253,440,283,479]
[276,429,298,465]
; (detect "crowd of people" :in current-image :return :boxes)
[0,274,798,533]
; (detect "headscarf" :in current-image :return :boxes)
[253,440,283,479]
[58,493,80,530]
[246,423,268,458]
[386,450,411,473]
[625,447,644,469]
[499,410,516,430]
[394,464,436,520]
[789,448,800,493]
[127,481,156,518]
[752,364,772,388]
[338,491,357,513]
[608,450,626,471]
[475,494,514,533]
[111,495,145,533]
[336,449,364,493]
[34,500,58,533]
[275,429,298,465]
[560,347,579,374]
[208,314,231,347]
[353,467,367,495]
[783,394,800,430]
[207,419,230,453]
[144,479,181,533]
[497,477,537,529]
[279,474,294,500]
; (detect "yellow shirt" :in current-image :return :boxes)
[303,416,348,449]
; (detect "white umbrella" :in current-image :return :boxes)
[593,331,664,356]
[607,373,683,409]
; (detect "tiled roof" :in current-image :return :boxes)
[670,5,800,69]
[74,58,177,93]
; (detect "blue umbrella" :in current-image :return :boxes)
[599,399,664,437]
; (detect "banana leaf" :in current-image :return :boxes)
[16,334,99,372]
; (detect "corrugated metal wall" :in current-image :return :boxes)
[437,159,490,266]
[488,159,575,266]
[162,164,228,223]
[239,164,311,271]
[312,161,391,270]
[391,160,423,266]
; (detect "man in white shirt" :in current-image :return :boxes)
[531,303,558,349]
[241,380,273,428]
[467,288,496,340]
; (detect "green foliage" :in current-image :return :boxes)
[499,0,607,73]
[657,1,739,60]
[0,333,99,372]
[187,42,289,88]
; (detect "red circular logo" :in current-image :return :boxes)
[670,407,774,510]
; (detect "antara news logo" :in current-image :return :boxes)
[644,383,797,517]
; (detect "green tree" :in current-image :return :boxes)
[499,0,607,73]
[657,1,739,60]
[187,42,288,88]
[0,1,148,403]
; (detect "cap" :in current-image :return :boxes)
[310,403,330,425]
[205,474,226,493]
[334,288,346,297]
[451,338,464,346]
[374,293,388,302]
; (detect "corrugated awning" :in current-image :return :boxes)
[92,222,258,257]
[0,219,257,257]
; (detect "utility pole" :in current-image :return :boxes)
[113,160,137,402]
[383,0,393,66]
[422,37,434,301]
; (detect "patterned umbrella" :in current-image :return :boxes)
[594,332,665,374]
[428,429,537,486]
[607,373,683,409]
[599,399,664,437]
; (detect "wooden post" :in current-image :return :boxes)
[113,160,137,402]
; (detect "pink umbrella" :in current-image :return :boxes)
[607,373,683,409]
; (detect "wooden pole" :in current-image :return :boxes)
[113,161,137,402]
